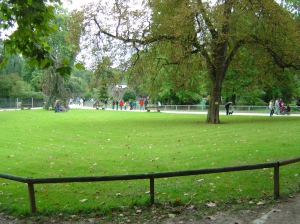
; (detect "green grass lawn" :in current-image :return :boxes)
[0,109,300,216]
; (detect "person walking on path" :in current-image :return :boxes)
[112,99,115,109]
[139,98,144,111]
[275,98,280,115]
[54,99,60,113]
[279,99,285,114]
[119,100,124,110]
[269,99,274,117]
[224,102,232,115]
[144,98,148,110]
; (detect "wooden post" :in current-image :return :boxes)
[28,183,36,212]
[274,162,280,198]
[150,177,154,205]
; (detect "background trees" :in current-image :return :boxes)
[79,0,300,123]
[1,0,300,115]
[42,6,80,109]
[0,0,64,70]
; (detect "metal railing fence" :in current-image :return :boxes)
[0,157,300,212]
[1,97,299,114]
[0,98,44,109]
[160,105,300,114]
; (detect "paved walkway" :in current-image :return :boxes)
[69,105,300,117]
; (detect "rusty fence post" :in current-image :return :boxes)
[150,177,154,205]
[28,183,36,212]
[274,162,280,199]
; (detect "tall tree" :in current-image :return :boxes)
[92,57,118,101]
[81,0,300,123]
[41,6,77,109]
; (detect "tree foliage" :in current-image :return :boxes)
[42,67,70,109]
[0,54,23,76]
[65,75,89,97]
[92,57,122,101]
[41,6,78,109]
[122,90,136,102]
[77,0,300,123]
[0,0,78,76]
[0,73,22,97]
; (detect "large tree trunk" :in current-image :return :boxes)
[206,73,223,124]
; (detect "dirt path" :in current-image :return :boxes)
[165,194,300,224]
[1,194,300,224]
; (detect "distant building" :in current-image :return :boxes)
[110,84,128,99]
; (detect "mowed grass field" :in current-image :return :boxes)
[0,108,300,216]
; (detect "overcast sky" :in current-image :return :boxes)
[63,0,97,11]
[64,0,218,11]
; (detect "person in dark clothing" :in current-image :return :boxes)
[225,102,232,115]
[54,99,60,113]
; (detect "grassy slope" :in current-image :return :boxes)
[0,109,299,215]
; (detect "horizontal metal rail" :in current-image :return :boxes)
[0,157,299,212]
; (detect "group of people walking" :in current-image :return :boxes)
[111,98,149,111]
[111,99,126,110]
[269,98,290,116]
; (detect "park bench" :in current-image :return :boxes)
[146,106,161,112]
[21,104,32,110]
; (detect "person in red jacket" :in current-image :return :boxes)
[119,100,124,110]
[139,98,144,111]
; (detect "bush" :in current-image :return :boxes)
[123,90,136,102]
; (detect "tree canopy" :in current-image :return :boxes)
[80,0,300,123]
[0,0,81,76]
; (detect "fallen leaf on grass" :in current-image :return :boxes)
[207,216,217,220]
[257,201,264,205]
[206,202,216,207]
[186,205,196,210]
[168,214,176,218]
[79,199,88,203]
